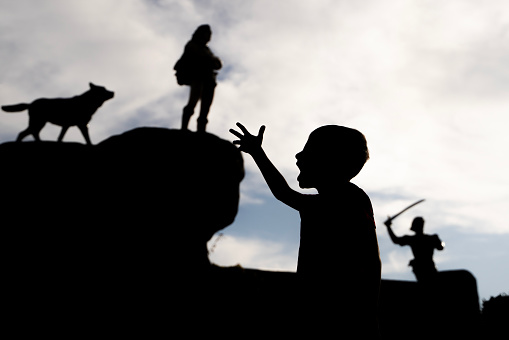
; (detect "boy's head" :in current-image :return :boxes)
[296,125,369,188]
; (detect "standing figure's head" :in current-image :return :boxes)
[410,217,425,234]
[295,125,369,189]
[192,24,212,44]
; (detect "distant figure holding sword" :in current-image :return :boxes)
[385,205,444,282]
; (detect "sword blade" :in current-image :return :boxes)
[390,199,425,221]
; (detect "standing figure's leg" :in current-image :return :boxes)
[411,261,438,283]
[182,81,203,131]
[197,79,216,133]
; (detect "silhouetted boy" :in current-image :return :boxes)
[230,123,381,338]
[384,216,444,282]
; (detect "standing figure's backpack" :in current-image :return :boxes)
[174,56,192,86]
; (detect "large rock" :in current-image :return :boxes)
[2,127,243,264]
[1,128,244,335]
[95,127,244,269]
[379,270,481,339]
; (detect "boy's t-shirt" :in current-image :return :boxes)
[297,182,380,277]
[296,182,381,318]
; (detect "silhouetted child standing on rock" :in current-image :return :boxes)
[174,24,222,133]
[230,123,381,338]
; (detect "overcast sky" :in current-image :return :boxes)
[1,0,508,301]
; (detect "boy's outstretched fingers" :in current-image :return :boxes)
[257,125,266,139]
[229,122,247,149]
[229,128,243,140]
[229,123,266,153]
[236,122,266,138]
[236,122,248,134]
[229,122,254,140]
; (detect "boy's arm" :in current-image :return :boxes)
[230,123,305,211]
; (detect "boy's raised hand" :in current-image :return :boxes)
[229,122,265,155]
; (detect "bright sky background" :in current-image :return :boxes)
[1,0,508,302]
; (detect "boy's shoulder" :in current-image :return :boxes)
[312,182,372,205]
[340,183,374,216]
[344,182,371,201]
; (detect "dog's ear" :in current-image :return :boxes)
[89,82,97,88]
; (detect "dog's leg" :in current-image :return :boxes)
[32,128,43,142]
[16,128,32,142]
[58,126,69,143]
[78,124,92,145]
[22,117,45,142]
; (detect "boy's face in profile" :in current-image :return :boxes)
[295,142,315,189]
[296,125,361,189]
[296,135,331,189]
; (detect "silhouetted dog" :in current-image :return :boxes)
[2,83,114,145]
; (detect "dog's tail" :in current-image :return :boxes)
[2,103,29,112]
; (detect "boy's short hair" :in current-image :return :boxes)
[309,125,369,180]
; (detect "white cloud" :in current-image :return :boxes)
[207,234,297,272]
[381,250,411,275]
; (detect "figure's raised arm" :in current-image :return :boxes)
[230,123,305,210]
[384,217,405,246]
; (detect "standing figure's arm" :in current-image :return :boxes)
[230,123,305,211]
[384,218,404,246]
[433,234,445,251]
